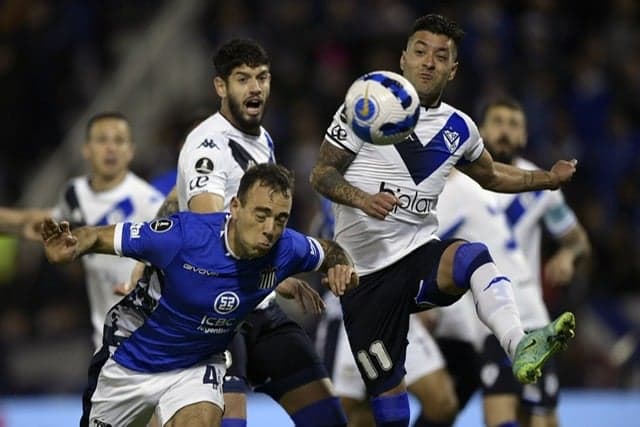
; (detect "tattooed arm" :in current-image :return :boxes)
[310,140,397,220]
[457,149,577,193]
[155,187,180,217]
[317,238,358,295]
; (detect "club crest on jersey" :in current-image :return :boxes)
[214,291,240,314]
[195,157,214,174]
[443,129,460,152]
[150,218,173,233]
[258,266,278,289]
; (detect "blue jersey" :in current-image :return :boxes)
[106,212,324,373]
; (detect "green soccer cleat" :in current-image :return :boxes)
[512,311,576,384]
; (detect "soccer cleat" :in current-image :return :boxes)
[512,311,576,384]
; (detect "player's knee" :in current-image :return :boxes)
[290,397,347,427]
[421,391,459,422]
[452,242,493,289]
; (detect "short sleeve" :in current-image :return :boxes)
[114,216,183,268]
[542,190,577,237]
[179,133,230,205]
[282,229,325,273]
[324,105,365,155]
[458,117,485,165]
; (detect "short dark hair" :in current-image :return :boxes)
[213,39,270,79]
[409,14,465,57]
[479,96,525,124]
[237,163,294,205]
[86,112,129,140]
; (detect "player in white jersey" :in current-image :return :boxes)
[436,168,550,427]
[156,39,348,427]
[40,164,358,427]
[0,112,163,349]
[479,97,591,427]
[310,14,577,426]
[312,197,459,427]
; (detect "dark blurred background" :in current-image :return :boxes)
[0,0,638,397]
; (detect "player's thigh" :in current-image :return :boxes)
[87,357,159,427]
[164,401,223,427]
[483,394,520,427]
[156,358,226,426]
[332,322,367,402]
[340,264,414,397]
[246,307,330,403]
[405,317,458,420]
[222,393,247,419]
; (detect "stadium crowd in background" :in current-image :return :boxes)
[0,0,638,397]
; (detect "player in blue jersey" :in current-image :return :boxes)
[41,163,356,427]
[478,97,591,427]
[311,14,577,427]
[149,39,348,427]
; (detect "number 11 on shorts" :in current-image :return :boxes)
[356,340,393,380]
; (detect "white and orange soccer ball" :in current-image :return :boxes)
[344,70,421,145]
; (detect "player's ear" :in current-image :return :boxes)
[448,61,458,81]
[230,196,240,216]
[81,141,91,161]
[400,51,406,72]
[214,76,227,98]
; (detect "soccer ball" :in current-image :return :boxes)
[344,70,420,145]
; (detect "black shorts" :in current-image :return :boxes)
[340,239,462,396]
[223,301,328,401]
[479,335,559,412]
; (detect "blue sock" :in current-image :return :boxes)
[497,422,519,427]
[412,414,453,427]
[371,393,410,427]
[291,397,347,427]
[222,419,247,427]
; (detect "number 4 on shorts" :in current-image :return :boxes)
[203,365,219,389]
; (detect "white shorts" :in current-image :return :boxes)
[88,355,226,426]
[333,315,445,400]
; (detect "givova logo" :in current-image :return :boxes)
[214,291,240,314]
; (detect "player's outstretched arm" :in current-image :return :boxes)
[458,149,577,193]
[0,207,50,240]
[316,238,358,296]
[310,141,397,219]
[41,218,116,264]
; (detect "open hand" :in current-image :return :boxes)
[324,264,358,296]
[276,277,326,314]
[41,218,78,263]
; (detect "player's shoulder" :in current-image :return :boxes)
[161,212,226,242]
[183,113,230,150]
[443,102,480,132]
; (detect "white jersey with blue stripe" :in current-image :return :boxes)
[436,171,548,330]
[51,173,164,348]
[496,157,577,288]
[325,102,484,274]
[109,212,324,373]
[177,112,275,212]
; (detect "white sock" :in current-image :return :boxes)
[469,263,525,359]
